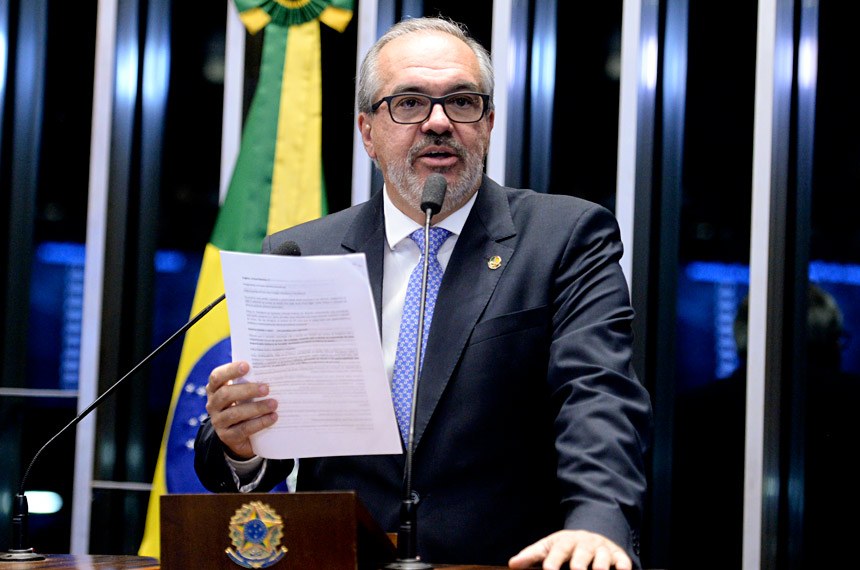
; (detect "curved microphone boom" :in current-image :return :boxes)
[386,174,447,570]
[0,241,301,562]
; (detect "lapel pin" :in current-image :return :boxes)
[487,255,502,270]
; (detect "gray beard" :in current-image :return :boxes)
[384,135,487,217]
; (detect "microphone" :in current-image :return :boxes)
[419,173,446,216]
[0,241,301,562]
[386,174,447,569]
[269,240,302,257]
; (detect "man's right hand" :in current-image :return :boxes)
[205,361,278,460]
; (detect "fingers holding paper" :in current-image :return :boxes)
[205,360,278,460]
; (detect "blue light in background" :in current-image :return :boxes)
[680,260,860,384]
[36,242,85,266]
[33,242,191,391]
[686,260,860,286]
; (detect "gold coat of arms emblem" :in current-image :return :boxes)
[226,501,288,568]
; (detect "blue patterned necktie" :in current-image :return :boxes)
[391,226,451,443]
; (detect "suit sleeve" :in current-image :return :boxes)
[548,203,651,560]
[193,417,295,493]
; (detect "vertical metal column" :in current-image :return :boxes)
[615,0,660,559]
[486,0,514,185]
[745,0,796,568]
[72,0,116,553]
[351,0,379,205]
[528,0,556,194]
[221,2,246,205]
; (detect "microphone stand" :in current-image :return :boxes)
[0,294,226,562]
[385,207,437,570]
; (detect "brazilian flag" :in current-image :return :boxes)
[138,0,354,558]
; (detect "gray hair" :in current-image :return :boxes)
[356,16,495,114]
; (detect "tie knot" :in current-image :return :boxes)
[410,227,451,257]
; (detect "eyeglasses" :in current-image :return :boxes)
[371,92,490,124]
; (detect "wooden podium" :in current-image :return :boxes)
[0,491,509,569]
[160,491,397,570]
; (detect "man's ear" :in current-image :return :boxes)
[357,113,376,159]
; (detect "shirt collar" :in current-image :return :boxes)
[383,184,477,249]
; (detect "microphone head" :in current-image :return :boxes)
[271,240,302,257]
[420,174,448,216]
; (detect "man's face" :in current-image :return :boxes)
[358,31,494,222]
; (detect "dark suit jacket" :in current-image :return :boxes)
[195,176,652,566]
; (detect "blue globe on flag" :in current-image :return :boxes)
[165,337,288,493]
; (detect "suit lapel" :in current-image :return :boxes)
[338,181,518,454]
[412,177,517,449]
[341,190,386,327]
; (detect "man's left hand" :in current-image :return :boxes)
[508,530,632,570]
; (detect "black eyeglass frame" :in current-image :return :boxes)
[370,91,491,124]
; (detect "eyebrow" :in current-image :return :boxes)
[386,81,482,96]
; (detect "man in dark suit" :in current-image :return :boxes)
[195,16,651,570]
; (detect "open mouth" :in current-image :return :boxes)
[414,145,460,168]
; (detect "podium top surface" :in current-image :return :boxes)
[0,556,504,570]
[0,555,159,569]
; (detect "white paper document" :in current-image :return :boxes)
[219,250,402,459]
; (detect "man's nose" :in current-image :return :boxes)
[422,101,453,133]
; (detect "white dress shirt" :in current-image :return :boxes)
[380,185,476,385]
